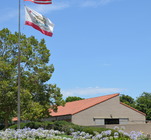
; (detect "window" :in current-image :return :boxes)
[105,119,119,124]
[94,118,104,125]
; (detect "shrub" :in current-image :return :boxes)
[9,121,53,129]
[53,121,75,134]
[9,120,115,135]
[9,122,26,129]
[0,125,4,130]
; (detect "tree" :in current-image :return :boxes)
[65,96,84,102]
[120,94,136,108]
[0,52,17,128]
[136,92,151,120]
[0,28,65,128]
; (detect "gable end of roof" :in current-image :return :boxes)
[50,93,120,117]
[120,102,146,116]
[72,93,120,115]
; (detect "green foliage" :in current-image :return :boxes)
[65,96,84,102]
[79,126,110,135]
[0,125,4,130]
[0,28,65,128]
[120,94,136,108]
[9,121,113,135]
[52,121,74,134]
[9,121,54,130]
[57,134,73,138]
[120,93,151,120]
[9,122,27,129]
[136,92,151,120]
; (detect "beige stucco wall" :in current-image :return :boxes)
[72,96,146,126]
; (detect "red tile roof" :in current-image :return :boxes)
[12,117,18,121]
[50,93,120,116]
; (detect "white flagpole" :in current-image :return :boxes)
[17,0,21,129]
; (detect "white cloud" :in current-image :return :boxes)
[80,0,114,7]
[29,0,119,14]
[61,87,125,98]
[0,0,120,23]
[80,1,98,8]
[31,2,70,14]
[0,2,69,23]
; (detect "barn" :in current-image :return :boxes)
[49,93,146,126]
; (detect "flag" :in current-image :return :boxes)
[24,0,52,4]
[25,6,54,37]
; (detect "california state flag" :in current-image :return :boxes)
[25,6,54,37]
[24,0,52,4]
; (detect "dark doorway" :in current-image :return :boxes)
[105,119,119,124]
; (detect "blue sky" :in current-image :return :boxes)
[1,0,151,99]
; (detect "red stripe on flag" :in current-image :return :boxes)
[25,21,53,37]
[24,0,52,4]
[34,2,52,4]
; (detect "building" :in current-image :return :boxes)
[49,93,146,126]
